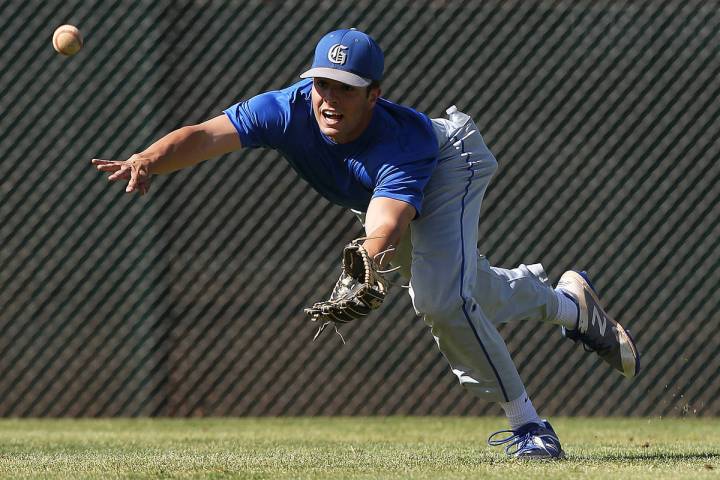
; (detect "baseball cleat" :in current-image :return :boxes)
[488,420,564,460]
[557,270,641,378]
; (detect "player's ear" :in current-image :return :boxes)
[367,86,381,105]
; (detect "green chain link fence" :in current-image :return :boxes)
[1,0,718,417]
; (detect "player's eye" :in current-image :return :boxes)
[315,79,327,88]
[342,84,354,92]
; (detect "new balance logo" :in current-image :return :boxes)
[328,44,348,64]
[592,306,607,336]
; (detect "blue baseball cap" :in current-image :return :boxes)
[300,29,384,87]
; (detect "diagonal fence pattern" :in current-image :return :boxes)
[0,0,718,417]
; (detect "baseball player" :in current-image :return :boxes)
[92,29,640,459]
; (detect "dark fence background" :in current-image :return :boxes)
[1,0,718,417]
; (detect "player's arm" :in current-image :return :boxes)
[92,114,241,195]
[362,196,416,267]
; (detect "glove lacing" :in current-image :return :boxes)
[312,240,397,343]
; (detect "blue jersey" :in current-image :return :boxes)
[224,79,439,214]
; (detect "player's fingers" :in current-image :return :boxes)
[126,170,138,193]
[96,164,123,173]
[108,166,131,181]
[107,170,130,181]
[92,159,123,167]
[127,164,144,193]
[93,159,125,173]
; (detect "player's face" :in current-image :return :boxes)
[311,78,380,144]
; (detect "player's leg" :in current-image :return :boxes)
[355,211,567,331]
[473,257,559,326]
[410,109,562,459]
[473,255,640,378]
[410,111,519,403]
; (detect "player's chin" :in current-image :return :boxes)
[319,123,344,138]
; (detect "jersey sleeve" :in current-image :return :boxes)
[223,91,290,149]
[372,156,437,215]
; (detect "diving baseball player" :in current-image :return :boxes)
[92,28,640,459]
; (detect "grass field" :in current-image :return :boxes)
[0,417,717,479]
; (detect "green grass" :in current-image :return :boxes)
[0,417,717,479]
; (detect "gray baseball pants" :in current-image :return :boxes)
[358,107,559,403]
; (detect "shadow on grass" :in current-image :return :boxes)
[572,452,720,462]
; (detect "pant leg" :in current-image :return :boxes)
[353,222,559,326]
[408,109,525,403]
[475,255,559,326]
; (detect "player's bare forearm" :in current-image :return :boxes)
[138,116,241,174]
[363,223,404,266]
[92,115,240,194]
[363,196,415,267]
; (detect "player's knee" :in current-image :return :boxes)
[461,381,504,401]
[410,289,464,319]
[451,368,508,401]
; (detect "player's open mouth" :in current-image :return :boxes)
[322,110,343,123]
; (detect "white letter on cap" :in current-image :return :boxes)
[328,44,348,65]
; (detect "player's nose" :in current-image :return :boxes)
[323,85,342,103]
[323,92,336,104]
[323,95,339,107]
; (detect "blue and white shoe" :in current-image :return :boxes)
[557,270,641,378]
[488,420,564,459]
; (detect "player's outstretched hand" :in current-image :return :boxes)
[92,154,153,195]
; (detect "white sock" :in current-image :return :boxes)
[553,289,579,330]
[500,392,542,430]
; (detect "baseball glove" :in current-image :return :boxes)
[305,239,389,339]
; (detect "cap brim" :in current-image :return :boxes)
[300,67,371,87]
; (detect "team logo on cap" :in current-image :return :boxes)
[327,44,348,65]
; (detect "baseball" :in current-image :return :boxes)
[52,24,83,56]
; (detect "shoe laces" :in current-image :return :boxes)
[487,427,537,456]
